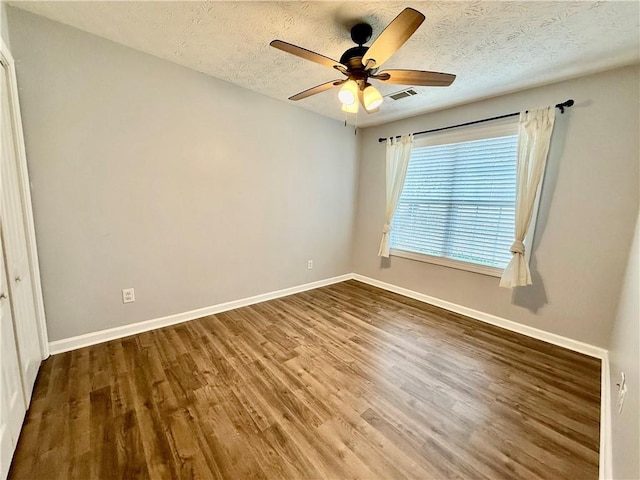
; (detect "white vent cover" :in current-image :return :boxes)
[387,88,418,101]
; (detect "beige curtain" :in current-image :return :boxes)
[500,107,556,288]
[378,134,413,257]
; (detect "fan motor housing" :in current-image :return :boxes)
[339,46,368,71]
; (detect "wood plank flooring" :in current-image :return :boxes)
[9,280,601,479]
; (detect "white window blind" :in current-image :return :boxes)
[390,128,519,272]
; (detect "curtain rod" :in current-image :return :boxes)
[377,99,575,143]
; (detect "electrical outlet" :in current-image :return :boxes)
[617,372,627,414]
[307,260,313,270]
[122,288,135,304]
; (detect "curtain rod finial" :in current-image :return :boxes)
[556,99,574,114]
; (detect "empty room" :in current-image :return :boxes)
[0,1,638,479]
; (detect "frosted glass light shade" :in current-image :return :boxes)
[363,85,383,111]
[338,80,358,105]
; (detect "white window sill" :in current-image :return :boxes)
[389,248,504,278]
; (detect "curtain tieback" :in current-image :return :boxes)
[510,240,525,255]
[382,224,392,234]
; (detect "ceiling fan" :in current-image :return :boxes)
[270,8,456,114]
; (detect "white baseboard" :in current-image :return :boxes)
[51,272,609,360]
[48,274,352,354]
[351,274,608,360]
[599,353,612,480]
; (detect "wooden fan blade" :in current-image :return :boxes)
[289,79,346,101]
[362,8,425,70]
[374,69,456,86]
[270,40,347,70]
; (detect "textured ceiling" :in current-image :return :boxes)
[9,1,640,127]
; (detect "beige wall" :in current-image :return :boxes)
[353,65,640,348]
[609,213,639,479]
[7,8,358,341]
[1,2,10,48]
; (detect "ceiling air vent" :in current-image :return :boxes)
[387,88,418,101]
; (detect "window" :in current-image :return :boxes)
[390,122,523,277]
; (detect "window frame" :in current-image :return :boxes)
[389,119,544,277]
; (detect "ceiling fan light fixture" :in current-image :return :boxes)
[338,80,358,105]
[341,101,359,114]
[270,8,455,116]
[363,84,383,111]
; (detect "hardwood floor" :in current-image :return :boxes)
[9,280,601,479]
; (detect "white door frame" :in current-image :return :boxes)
[0,38,49,359]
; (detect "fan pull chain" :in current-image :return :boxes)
[355,106,359,134]
[342,107,359,134]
